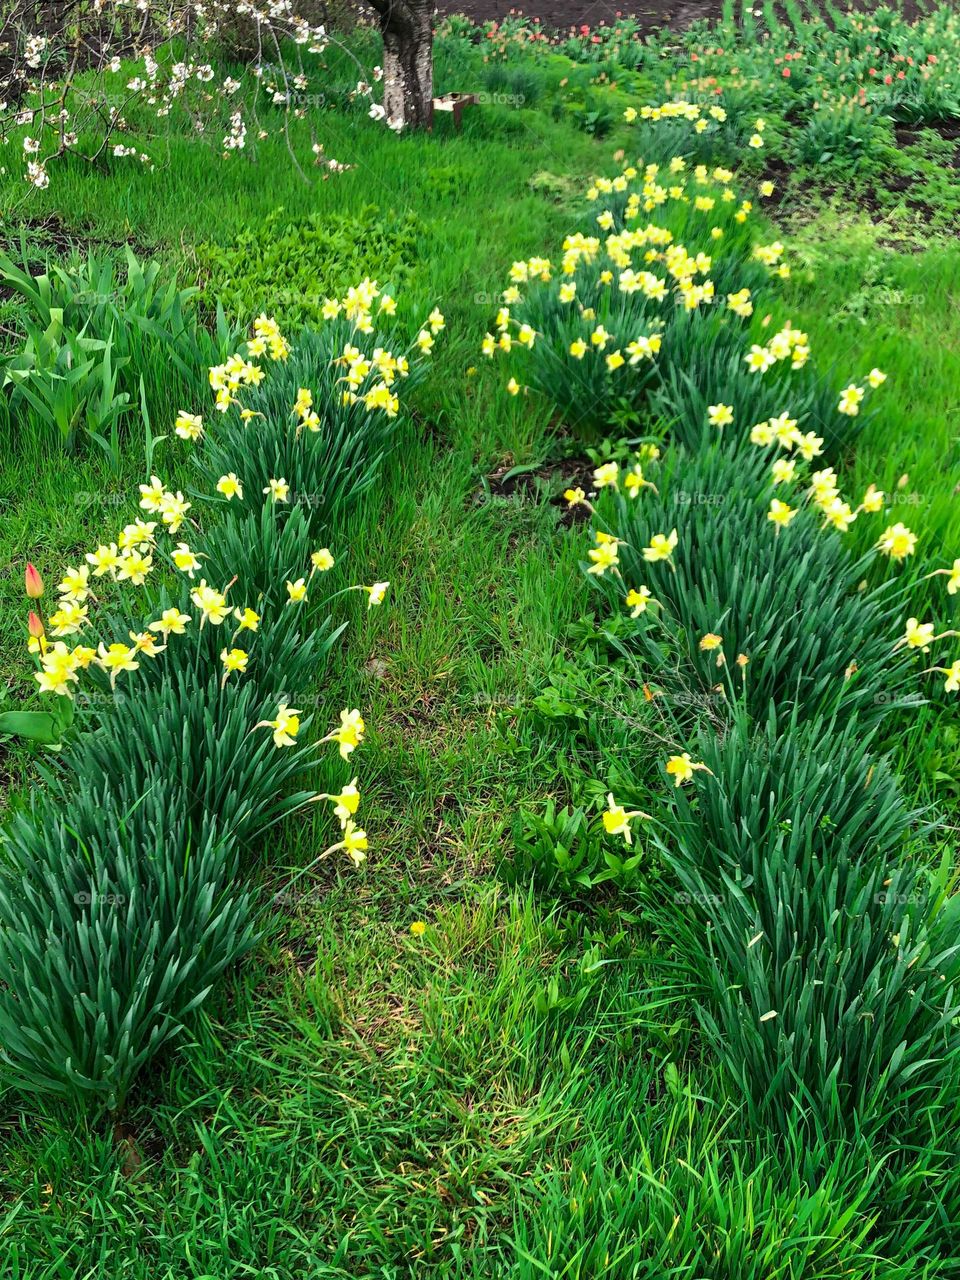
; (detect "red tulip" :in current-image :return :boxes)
[27,611,44,639]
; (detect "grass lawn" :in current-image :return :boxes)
[1,4,960,1277]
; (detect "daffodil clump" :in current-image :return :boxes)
[188,285,444,527]
[1,305,418,1107]
[542,118,960,1159]
[482,147,786,435]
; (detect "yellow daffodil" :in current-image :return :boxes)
[602,792,651,845]
[587,539,620,576]
[861,484,884,513]
[286,578,308,604]
[593,462,619,489]
[234,607,260,632]
[171,543,201,577]
[625,586,654,617]
[643,529,678,563]
[220,647,248,680]
[257,703,302,748]
[767,499,796,529]
[745,344,775,373]
[877,523,917,560]
[174,411,203,441]
[217,473,243,500]
[96,641,140,687]
[666,753,713,787]
[149,609,191,637]
[86,544,121,577]
[903,618,935,651]
[191,580,230,626]
[325,707,366,759]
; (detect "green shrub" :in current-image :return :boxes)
[195,205,423,330]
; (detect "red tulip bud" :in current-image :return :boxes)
[27,611,45,639]
[25,563,44,599]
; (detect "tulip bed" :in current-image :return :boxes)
[1,4,959,1277]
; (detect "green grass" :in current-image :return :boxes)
[3,11,960,1277]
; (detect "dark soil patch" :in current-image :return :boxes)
[478,457,595,525]
[436,0,725,36]
[434,0,926,37]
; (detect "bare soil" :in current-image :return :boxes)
[434,0,926,37]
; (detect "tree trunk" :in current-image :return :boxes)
[372,0,433,130]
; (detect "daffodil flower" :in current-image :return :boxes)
[319,707,366,760]
[171,544,202,577]
[96,642,140,688]
[314,778,360,828]
[923,559,960,594]
[149,609,191,637]
[877,523,917,560]
[220,647,249,685]
[767,499,796,530]
[625,586,655,617]
[362,581,390,608]
[665,753,713,787]
[86,544,122,578]
[217,473,244,500]
[191,581,231,626]
[643,529,678,563]
[926,660,960,693]
[602,793,651,845]
[174,411,203,441]
[255,703,303,748]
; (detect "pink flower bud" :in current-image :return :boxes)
[25,563,44,599]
